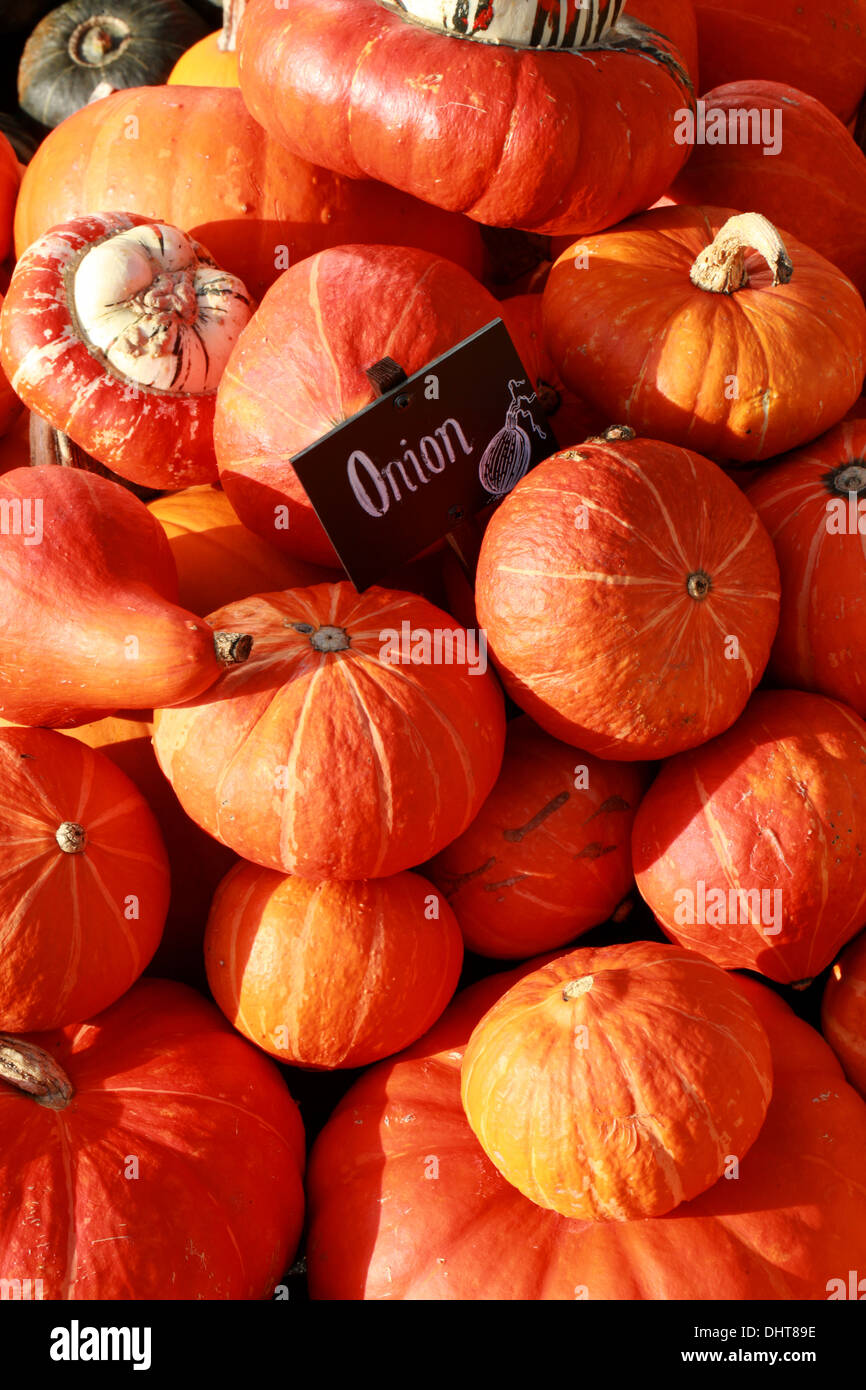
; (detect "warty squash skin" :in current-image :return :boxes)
[306,963,866,1299]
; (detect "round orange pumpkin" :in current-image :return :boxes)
[543,206,866,462]
[148,486,339,617]
[746,419,866,717]
[632,690,866,985]
[822,930,866,1098]
[0,978,306,1299]
[461,941,773,1221]
[427,716,646,958]
[0,725,169,1031]
[154,583,506,879]
[205,862,463,1068]
[475,435,781,759]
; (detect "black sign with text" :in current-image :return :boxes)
[290,319,556,590]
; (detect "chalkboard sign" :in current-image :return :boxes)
[290,319,556,590]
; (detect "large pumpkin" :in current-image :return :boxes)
[237,0,695,235]
[427,716,646,957]
[543,206,866,463]
[0,725,168,1031]
[822,930,866,1098]
[148,486,338,617]
[306,963,866,1298]
[153,583,506,879]
[0,467,251,727]
[632,690,866,985]
[12,87,485,301]
[475,436,780,759]
[745,420,866,717]
[0,212,253,490]
[461,942,772,1221]
[205,862,463,1068]
[0,978,305,1299]
[667,81,866,301]
[215,243,509,566]
[693,1,866,127]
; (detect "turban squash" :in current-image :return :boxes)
[823,930,866,1098]
[632,690,866,985]
[12,86,485,302]
[306,960,866,1299]
[542,206,866,463]
[474,435,781,760]
[153,583,506,880]
[745,420,866,718]
[236,0,696,235]
[0,979,305,1299]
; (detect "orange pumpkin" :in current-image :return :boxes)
[460,941,773,1221]
[205,862,463,1068]
[0,725,169,1031]
[428,716,646,958]
[822,930,866,1098]
[543,206,866,462]
[168,0,242,86]
[154,583,506,879]
[148,486,339,617]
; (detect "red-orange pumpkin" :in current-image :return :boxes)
[215,243,508,566]
[822,930,866,1098]
[12,87,485,302]
[237,0,695,235]
[475,436,781,759]
[693,1,866,126]
[148,486,339,617]
[745,420,866,717]
[205,862,463,1068]
[0,978,305,1299]
[306,963,866,1299]
[0,467,251,727]
[153,583,506,879]
[0,129,19,264]
[633,690,866,984]
[461,942,772,1221]
[0,725,169,1031]
[543,206,866,463]
[667,81,866,301]
[428,716,646,958]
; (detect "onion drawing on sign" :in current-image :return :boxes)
[478,379,548,498]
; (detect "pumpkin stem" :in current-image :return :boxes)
[826,463,866,496]
[56,822,87,854]
[0,1036,74,1110]
[213,631,253,665]
[690,213,794,295]
[687,571,712,601]
[219,0,248,53]
[68,15,131,69]
[587,425,637,444]
[562,975,594,1000]
[310,626,351,653]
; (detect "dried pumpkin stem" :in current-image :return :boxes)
[562,975,594,1000]
[56,822,87,854]
[0,1036,74,1109]
[213,632,253,665]
[220,0,248,52]
[690,213,794,295]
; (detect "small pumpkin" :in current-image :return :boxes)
[205,862,464,1069]
[13,87,485,302]
[428,716,646,958]
[168,0,242,85]
[667,81,866,302]
[18,0,208,128]
[215,244,509,566]
[693,0,866,127]
[153,583,506,880]
[1,212,253,490]
[0,466,252,727]
[0,978,305,1299]
[0,725,169,1031]
[746,419,866,717]
[148,486,338,617]
[475,436,780,759]
[307,964,866,1299]
[822,930,866,1098]
[632,690,866,985]
[543,206,866,463]
[461,941,773,1221]
[237,0,695,235]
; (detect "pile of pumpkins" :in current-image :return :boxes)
[0,0,865,1302]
